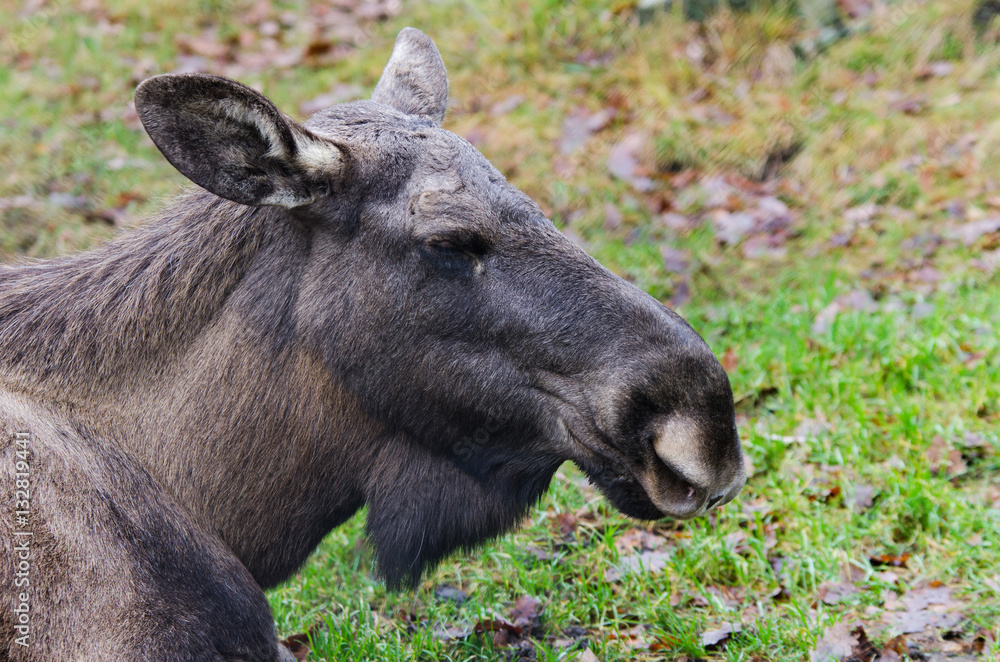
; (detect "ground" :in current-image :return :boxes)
[1,0,998,660]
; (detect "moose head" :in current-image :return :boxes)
[1,27,746,662]
[130,27,746,587]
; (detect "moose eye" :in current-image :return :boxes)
[428,239,463,256]
[423,238,478,271]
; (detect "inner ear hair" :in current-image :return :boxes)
[136,73,344,209]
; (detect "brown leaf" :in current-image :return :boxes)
[613,528,666,554]
[870,553,910,568]
[850,625,879,662]
[434,584,468,605]
[577,650,601,662]
[606,550,671,581]
[554,511,578,536]
[608,133,654,192]
[889,94,927,115]
[603,202,623,231]
[817,581,859,605]
[522,544,555,561]
[648,633,682,652]
[559,107,615,155]
[660,245,690,273]
[511,595,543,630]
[947,217,1000,245]
[474,618,522,636]
[490,94,525,116]
[434,625,473,641]
[851,482,876,512]
[811,620,865,662]
[914,61,954,80]
[712,210,755,245]
[839,0,873,18]
[721,348,739,373]
[724,531,749,553]
[742,234,788,259]
[606,625,650,649]
[701,623,740,648]
[280,633,311,661]
[812,289,878,334]
[703,585,743,608]
[175,31,229,59]
[299,85,364,115]
[882,584,966,635]
[927,435,966,477]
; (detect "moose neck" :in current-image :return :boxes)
[1,191,380,585]
[0,192,275,407]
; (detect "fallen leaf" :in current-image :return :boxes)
[474,617,523,645]
[702,585,744,608]
[724,531,749,553]
[660,245,690,273]
[946,217,1000,245]
[889,94,927,115]
[927,435,966,477]
[434,625,473,641]
[299,85,364,115]
[603,201,623,231]
[870,553,910,568]
[812,289,879,334]
[608,133,654,192]
[850,625,879,662]
[712,210,755,245]
[882,584,966,635]
[577,650,601,662]
[914,61,954,79]
[701,623,740,648]
[613,528,666,554]
[742,234,788,259]
[721,348,739,373]
[892,609,963,634]
[843,203,879,225]
[851,482,876,512]
[434,584,468,605]
[811,620,865,662]
[605,550,671,581]
[606,625,650,649]
[522,544,555,561]
[511,595,543,631]
[280,623,326,662]
[559,106,615,154]
[818,581,859,605]
[490,94,525,116]
[554,511,578,536]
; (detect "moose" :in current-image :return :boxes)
[0,28,745,661]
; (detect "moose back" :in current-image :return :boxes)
[0,28,745,661]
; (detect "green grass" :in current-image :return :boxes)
[2,0,999,659]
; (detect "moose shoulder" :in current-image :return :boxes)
[0,28,745,661]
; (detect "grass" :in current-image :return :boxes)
[2,0,999,659]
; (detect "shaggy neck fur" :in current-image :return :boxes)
[0,192,271,405]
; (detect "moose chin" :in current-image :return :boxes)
[0,28,745,662]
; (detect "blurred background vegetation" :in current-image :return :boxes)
[2,0,1000,660]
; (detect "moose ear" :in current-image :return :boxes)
[135,74,345,208]
[371,28,449,126]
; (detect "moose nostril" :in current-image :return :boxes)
[706,493,724,510]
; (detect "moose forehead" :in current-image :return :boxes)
[304,100,545,235]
